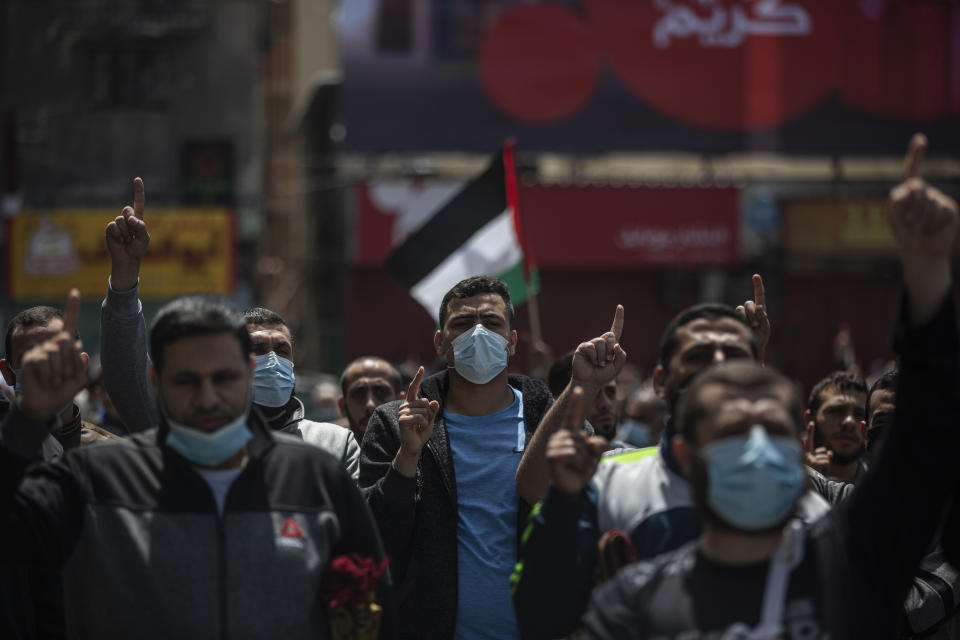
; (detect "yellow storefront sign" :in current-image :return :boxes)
[784,198,896,256]
[6,208,234,300]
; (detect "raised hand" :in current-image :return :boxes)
[888,134,959,324]
[105,177,150,291]
[393,367,440,478]
[18,289,89,422]
[889,134,958,261]
[570,305,627,395]
[736,274,770,362]
[546,387,609,498]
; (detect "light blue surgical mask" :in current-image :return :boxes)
[165,411,253,467]
[701,425,805,531]
[451,324,509,384]
[616,419,653,447]
[253,352,295,408]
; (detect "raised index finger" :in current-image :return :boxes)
[563,386,585,432]
[63,288,81,337]
[752,274,766,307]
[406,366,425,401]
[133,177,145,220]
[903,133,927,180]
[610,305,624,341]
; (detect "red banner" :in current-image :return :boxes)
[354,182,739,268]
[479,1,960,130]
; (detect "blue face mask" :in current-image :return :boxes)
[617,419,653,447]
[701,425,805,531]
[252,352,295,408]
[165,411,253,467]
[451,324,509,385]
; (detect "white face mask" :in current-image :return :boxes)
[450,324,509,385]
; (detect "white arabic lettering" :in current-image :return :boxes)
[653,0,812,49]
[615,225,731,253]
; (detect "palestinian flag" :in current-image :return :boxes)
[385,140,539,322]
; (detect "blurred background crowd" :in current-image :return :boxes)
[1,0,958,424]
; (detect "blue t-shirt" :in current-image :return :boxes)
[444,387,525,640]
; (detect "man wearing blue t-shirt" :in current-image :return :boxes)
[360,276,554,640]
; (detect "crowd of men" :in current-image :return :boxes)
[1,133,959,639]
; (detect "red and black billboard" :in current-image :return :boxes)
[340,1,960,154]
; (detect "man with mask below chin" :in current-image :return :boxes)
[579,133,960,640]
[360,275,554,640]
[99,178,359,479]
[0,291,389,638]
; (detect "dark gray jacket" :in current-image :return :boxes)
[0,404,389,639]
[359,370,552,640]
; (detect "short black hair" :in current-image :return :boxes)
[807,371,867,416]
[339,356,404,397]
[675,361,803,443]
[866,369,898,417]
[658,303,757,371]
[5,306,65,362]
[242,307,286,327]
[438,275,514,330]
[547,351,575,398]
[150,295,252,373]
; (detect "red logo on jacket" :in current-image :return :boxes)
[277,517,306,550]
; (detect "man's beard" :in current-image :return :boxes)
[344,408,367,440]
[829,445,864,466]
[813,421,865,466]
[591,410,617,439]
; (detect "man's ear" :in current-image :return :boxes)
[337,396,346,418]
[860,420,866,439]
[0,359,14,387]
[507,329,518,356]
[433,330,444,357]
[653,365,666,399]
[672,433,692,478]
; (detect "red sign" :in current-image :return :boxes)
[479,1,960,129]
[354,182,739,268]
[519,185,739,267]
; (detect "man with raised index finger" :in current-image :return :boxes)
[359,275,554,640]
[578,132,960,640]
[100,178,360,477]
[0,290,391,638]
[512,276,824,640]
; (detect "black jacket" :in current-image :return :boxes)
[0,406,391,639]
[359,370,552,640]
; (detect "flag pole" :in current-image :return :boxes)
[526,287,543,346]
[502,138,545,353]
